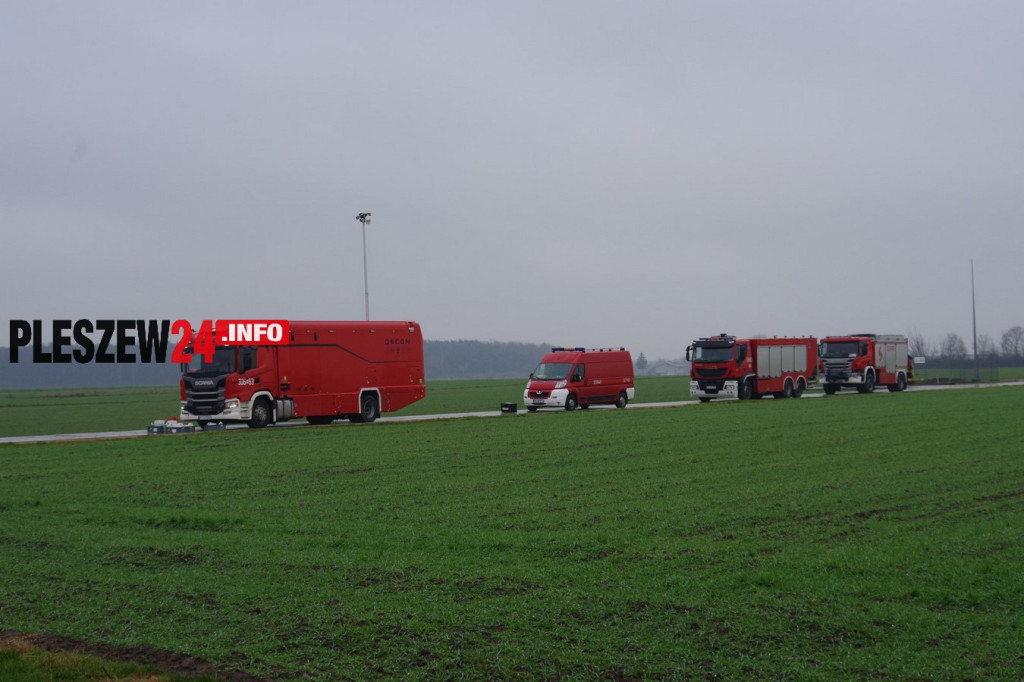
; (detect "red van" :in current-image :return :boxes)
[524,347,635,411]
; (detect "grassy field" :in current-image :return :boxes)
[0,376,692,439]
[1,385,1022,679]
[911,365,1024,384]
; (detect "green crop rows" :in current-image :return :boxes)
[1,385,1022,679]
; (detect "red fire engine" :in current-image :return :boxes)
[686,334,818,402]
[180,321,425,428]
[819,333,912,394]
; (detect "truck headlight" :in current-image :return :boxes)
[225,399,240,410]
[555,380,566,389]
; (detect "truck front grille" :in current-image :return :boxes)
[185,378,226,415]
[823,358,853,381]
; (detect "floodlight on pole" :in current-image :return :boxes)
[356,212,372,321]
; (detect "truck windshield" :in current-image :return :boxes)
[183,347,237,375]
[532,362,574,381]
[820,341,859,359]
[692,345,734,363]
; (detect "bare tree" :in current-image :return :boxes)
[976,333,997,358]
[908,329,930,358]
[939,333,968,359]
[1001,326,1024,358]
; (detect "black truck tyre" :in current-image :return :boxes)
[249,398,273,429]
[351,393,379,423]
[858,371,876,394]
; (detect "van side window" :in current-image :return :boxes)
[572,364,585,382]
[736,344,747,365]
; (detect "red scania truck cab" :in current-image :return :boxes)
[524,347,634,411]
[180,321,425,428]
[819,333,912,394]
[687,334,818,402]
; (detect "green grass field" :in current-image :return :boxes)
[1,385,1022,680]
[912,365,1024,384]
[0,376,692,439]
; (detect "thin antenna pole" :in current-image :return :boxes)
[971,259,979,382]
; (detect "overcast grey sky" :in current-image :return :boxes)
[3,1,1022,360]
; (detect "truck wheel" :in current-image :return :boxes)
[565,394,578,411]
[739,380,754,400]
[781,379,794,399]
[615,392,628,409]
[352,394,379,423]
[248,398,272,429]
[793,378,805,398]
[527,406,538,412]
[858,372,876,394]
[888,373,907,392]
[823,384,838,395]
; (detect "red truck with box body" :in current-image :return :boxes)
[687,334,818,402]
[818,333,912,394]
[524,347,634,411]
[180,321,425,428]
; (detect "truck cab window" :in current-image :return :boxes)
[240,347,256,373]
[694,345,734,362]
[185,346,237,374]
[736,344,747,365]
[572,365,585,382]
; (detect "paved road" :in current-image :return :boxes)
[2,381,1020,446]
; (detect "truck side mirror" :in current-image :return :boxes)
[685,345,692,361]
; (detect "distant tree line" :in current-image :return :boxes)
[1,349,181,388]
[6,329,1019,388]
[1,340,560,388]
[424,340,553,379]
[908,325,1024,366]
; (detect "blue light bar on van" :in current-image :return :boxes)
[551,347,626,353]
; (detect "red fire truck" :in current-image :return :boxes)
[818,333,912,394]
[524,347,635,411]
[686,334,818,402]
[180,321,425,428]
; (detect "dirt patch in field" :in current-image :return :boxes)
[0,630,271,681]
